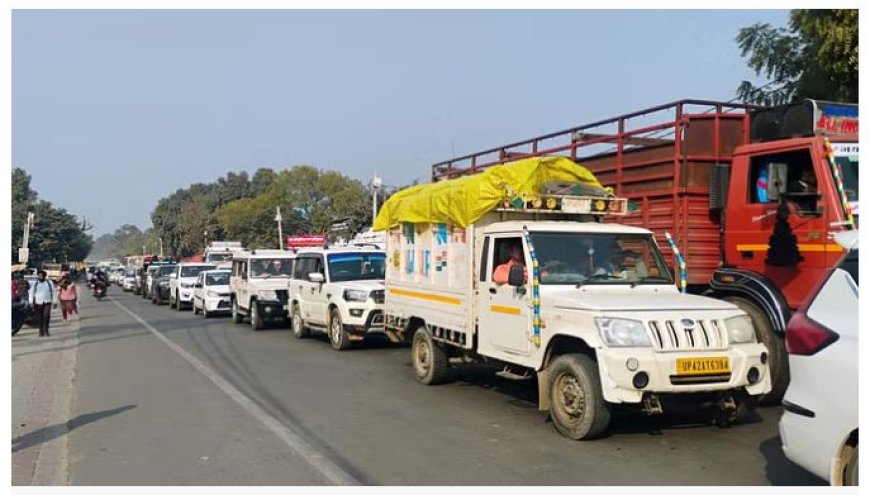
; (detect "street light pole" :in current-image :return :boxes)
[372,174,382,227]
[159,238,164,257]
[275,206,284,250]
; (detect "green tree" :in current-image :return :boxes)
[736,9,858,105]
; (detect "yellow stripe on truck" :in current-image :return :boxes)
[490,305,522,316]
[388,288,462,305]
[736,244,844,253]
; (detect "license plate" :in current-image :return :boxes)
[560,197,591,213]
[675,357,730,376]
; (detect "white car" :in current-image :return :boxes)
[192,269,232,317]
[230,250,295,330]
[169,263,216,311]
[779,231,859,485]
[122,268,138,292]
[289,247,386,350]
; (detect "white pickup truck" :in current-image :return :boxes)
[378,157,771,440]
[288,247,386,350]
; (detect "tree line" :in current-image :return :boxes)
[95,165,384,259]
[12,168,94,267]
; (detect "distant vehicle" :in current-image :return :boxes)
[204,241,244,268]
[779,231,859,486]
[229,249,295,330]
[169,263,216,310]
[147,264,177,304]
[288,247,386,350]
[192,269,232,317]
[122,268,138,292]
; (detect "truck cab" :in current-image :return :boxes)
[288,247,386,350]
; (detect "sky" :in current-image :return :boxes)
[12,9,790,237]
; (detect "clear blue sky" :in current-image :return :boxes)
[12,10,789,236]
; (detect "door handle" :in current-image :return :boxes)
[488,287,497,294]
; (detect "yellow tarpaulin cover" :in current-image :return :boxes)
[374,156,602,230]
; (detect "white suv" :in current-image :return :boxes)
[229,249,295,330]
[779,231,859,486]
[169,263,216,310]
[289,247,386,350]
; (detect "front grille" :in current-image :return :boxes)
[275,289,289,302]
[648,319,727,351]
[217,300,231,308]
[370,290,385,304]
[670,373,732,385]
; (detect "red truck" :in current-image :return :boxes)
[431,99,858,404]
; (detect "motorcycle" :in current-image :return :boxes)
[12,298,34,336]
[93,281,107,300]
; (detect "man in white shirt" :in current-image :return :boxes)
[29,270,56,337]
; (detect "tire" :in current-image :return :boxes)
[725,297,789,406]
[292,304,310,339]
[13,319,23,336]
[250,301,264,330]
[547,354,611,440]
[175,292,184,311]
[202,305,210,318]
[329,308,351,351]
[411,326,450,385]
[231,299,244,324]
[844,445,859,486]
[193,302,200,315]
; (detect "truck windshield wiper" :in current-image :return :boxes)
[575,274,623,288]
[629,276,673,288]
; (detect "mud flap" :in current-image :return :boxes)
[537,368,550,411]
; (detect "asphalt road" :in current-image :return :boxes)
[60,288,824,485]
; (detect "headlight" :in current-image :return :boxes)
[595,318,651,347]
[724,315,756,344]
[343,289,368,302]
[207,290,220,298]
[258,290,278,301]
[159,281,169,287]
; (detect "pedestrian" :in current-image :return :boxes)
[58,273,79,323]
[28,270,57,337]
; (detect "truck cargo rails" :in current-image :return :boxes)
[376,156,771,440]
[430,99,858,405]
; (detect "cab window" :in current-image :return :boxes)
[748,149,818,214]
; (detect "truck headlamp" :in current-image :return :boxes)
[724,315,756,344]
[595,318,651,347]
[258,290,279,301]
[343,289,368,302]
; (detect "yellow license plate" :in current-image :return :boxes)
[675,357,731,376]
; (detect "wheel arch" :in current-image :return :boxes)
[709,267,791,335]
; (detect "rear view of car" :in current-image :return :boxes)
[779,232,858,485]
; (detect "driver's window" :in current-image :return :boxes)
[749,149,818,214]
[491,237,526,285]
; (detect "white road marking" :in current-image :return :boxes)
[110,298,362,486]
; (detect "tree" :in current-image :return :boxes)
[736,9,858,105]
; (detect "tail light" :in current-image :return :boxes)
[785,267,840,355]
[785,311,839,355]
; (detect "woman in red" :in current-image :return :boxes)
[58,273,79,322]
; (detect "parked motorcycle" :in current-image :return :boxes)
[12,298,34,336]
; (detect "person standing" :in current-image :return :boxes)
[58,273,79,323]
[29,270,57,337]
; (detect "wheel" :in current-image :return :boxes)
[844,445,859,486]
[250,301,264,330]
[175,292,184,311]
[725,297,788,405]
[193,302,200,315]
[13,319,23,336]
[329,308,351,350]
[411,326,450,384]
[232,299,244,324]
[547,354,611,440]
[292,304,310,339]
[202,305,210,318]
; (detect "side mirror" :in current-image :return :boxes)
[508,265,525,287]
[308,272,325,283]
[767,162,788,202]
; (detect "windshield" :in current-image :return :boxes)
[125,269,136,277]
[832,143,858,202]
[206,272,231,286]
[206,253,230,262]
[157,266,176,277]
[528,232,673,286]
[251,258,293,278]
[327,253,386,282]
[181,265,215,278]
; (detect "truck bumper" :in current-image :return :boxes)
[596,343,771,404]
[345,309,385,339]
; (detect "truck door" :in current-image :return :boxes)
[477,235,532,357]
[725,146,834,309]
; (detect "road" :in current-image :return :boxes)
[12,288,825,486]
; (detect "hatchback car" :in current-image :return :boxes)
[779,230,859,486]
[193,270,232,317]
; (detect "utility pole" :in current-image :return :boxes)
[159,238,164,257]
[275,206,284,250]
[20,211,35,264]
[372,174,382,227]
